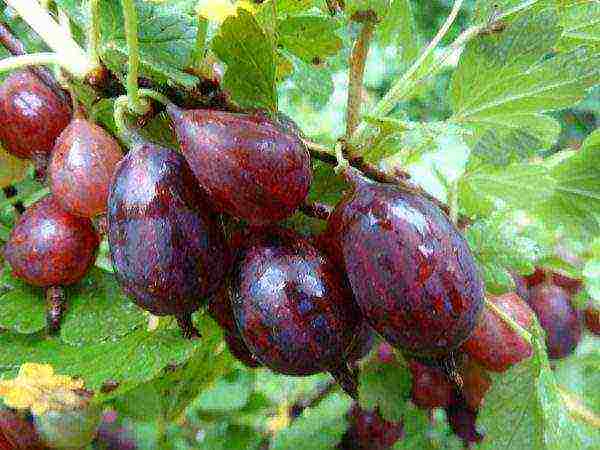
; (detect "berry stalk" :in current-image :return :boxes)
[121,0,149,115]
[4,0,94,78]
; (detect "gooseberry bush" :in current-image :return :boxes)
[0,0,599,449]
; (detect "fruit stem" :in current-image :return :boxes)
[330,365,359,399]
[484,297,533,346]
[88,0,102,69]
[176,313,201,340]
[121,0,149,115]
[301,139,338,165]
[0,19,68,103]
[350,0,465,147]
[46,286,66,335]
[345,20,375,148]
[558,386,600,429]
[289,380,337,419]
[4,0,94,79]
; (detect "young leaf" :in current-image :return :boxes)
[466,114,561,166]
[465,213,552,293]
[212,10,278,110]
[278,15,342,65]
[0,264,45,334]
[270,392,352,450]
[358,353,412,423]
[59,268,146,345]
[376,0,419,66]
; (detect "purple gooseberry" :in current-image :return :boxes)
[231,227,362,396]
[325,168,484,358]
[107,139,230,338]
[167,105,312,225]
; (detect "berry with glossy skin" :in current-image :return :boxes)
[460,358,491,412]
[584,306,600,336]
[208,287,262,368]
[445,398,484,444]
[528,284,582,359]
[408,359,454,409]
[231,227,361,394]
[0,70,71,160]
[4,195,99,287]
[167,105,312,225]
[49,118,123,217]
[108,140,230,336]
[339,405,404,450]
[462,293,534,372]
[325,168,484,357]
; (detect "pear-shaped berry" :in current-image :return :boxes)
[167,105,312,225]
[49,119,123,217]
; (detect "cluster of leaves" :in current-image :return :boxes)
[1,0,600,448]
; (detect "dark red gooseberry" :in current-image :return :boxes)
[207,286,262,368]
[4,195,99,287]
[584,307,600,336]
[49,118,123,217]
[408,359,454,409]
[325,168,484,357]
[341,404,404,450]
[0,70,71,160]
[528,284,582,359]
[231,227,361,395]
[460,358,491,412]
[445,399,484,444]
[462,292,534,372]
[167,105,312,225]
[107,141,230,336]
[0,408,46,450]
[224,332,262,368]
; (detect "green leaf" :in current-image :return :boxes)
[116,315,233,420]
[358,351,412,423]
[397,405,434,449]
[534,129,600,236]
[452,9,600,121]
[465,114,561,166]
[478,322,589,450]
[60,268,146,345]
[57,0,199,88]
[376,0,419,66]
[212,10,278,110]
[0,325,201,402]
[196,369,255,413]
[255,370,331,406]
[558,1,600,43]
[465,213,553,293]
[459,162,557,217]
[278,15,342,65]
[271,392,352,450]
[193,421,263,450]
[282,52,335,109]
[0,265,45,334]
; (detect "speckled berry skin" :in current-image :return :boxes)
[167,105,312,225]
[0,70,70,160]
[107,141,230,316]
[528,284,582,359]
[232,227,361,376]
[340,405,404,450]
[208,286,262,368]
[325,171,484,357]
[408,359,454,409]
[446,399,484,444]
[49,119,123,217]
[460,358,491,411]
[4,195,99,287]
[462,293,534,372]
[584,307,600,336]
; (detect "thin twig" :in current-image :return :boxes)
[346,21,375,144]
[289,380,337,420]
[351,0,465,146]
[302,139,338,165]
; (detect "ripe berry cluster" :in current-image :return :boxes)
[1,68,596,447]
